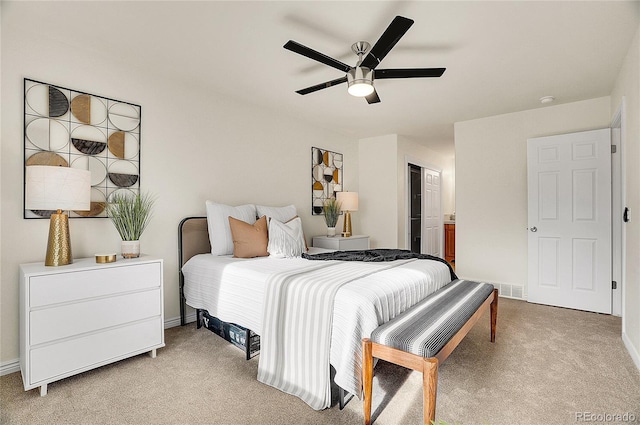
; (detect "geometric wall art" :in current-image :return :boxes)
[24,78,141,218]
[311,147,343,215]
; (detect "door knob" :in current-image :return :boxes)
[530,226,537,232]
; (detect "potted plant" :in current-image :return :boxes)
[106,191,155,258]
[323,197,341,237]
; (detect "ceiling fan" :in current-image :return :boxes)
[284,16,445,104]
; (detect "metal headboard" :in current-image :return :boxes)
[178,216,210,325]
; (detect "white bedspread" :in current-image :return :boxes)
[183,249,332,335]
[182,252,451,408]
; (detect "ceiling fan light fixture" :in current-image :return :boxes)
[347,67,374,97]
[348,82,375,97]
[285,16,445,103]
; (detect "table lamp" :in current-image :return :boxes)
[25,165,91,266]
[336,191,358,237]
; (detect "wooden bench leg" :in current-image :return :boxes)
[490,288,498,343]
[363,284,496,425]
[363,338,374,425]
[422,357,438,425]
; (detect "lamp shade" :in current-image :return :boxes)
[25,165,91,211]
[336,191,358,211]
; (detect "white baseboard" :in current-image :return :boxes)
[164,313,197,329]
[622,331,640,372]
[1,313,200,377]
[0,359,20,376]
[164,316,182,329]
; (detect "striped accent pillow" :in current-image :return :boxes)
[267,217,306,258]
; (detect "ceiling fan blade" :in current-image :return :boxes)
[296,76,348,95]
[361,16,414,69]
[375,68,446,79]
[365,89,380,104]
[284,40,351,73]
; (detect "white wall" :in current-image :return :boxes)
[454,97,611,288]
[397,135,454,249]
[358,135,398,248]
[358,134,454,249]
[611,25,640,368]
[442,156,456,216]
[0,13,358,365]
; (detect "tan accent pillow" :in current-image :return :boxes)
[228,215,268,258]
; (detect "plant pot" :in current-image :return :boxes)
[121,240,140,258]
[327,227,336,237]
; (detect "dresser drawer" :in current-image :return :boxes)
[335,237,369,250]
[30,289,161,346]
[29,317,162,384]
[29,262,161,308]
[20,256,164,395]
[313,235,370,251]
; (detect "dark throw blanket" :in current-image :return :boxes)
[302,249,457,281]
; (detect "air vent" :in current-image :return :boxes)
[496,282,527,300]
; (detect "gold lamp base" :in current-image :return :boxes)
[45,209,73,266]
[342,210,352,237]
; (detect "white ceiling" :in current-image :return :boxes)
[5,1,640,156]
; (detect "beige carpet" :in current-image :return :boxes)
[2,298,639,425]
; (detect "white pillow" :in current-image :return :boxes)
[267,217,306,258]
[206,201,257,256]
[256,204,297,223]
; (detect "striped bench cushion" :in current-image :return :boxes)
[370,279,495,358]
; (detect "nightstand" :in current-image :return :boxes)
[312,235,370,251]
[19,255,164,396]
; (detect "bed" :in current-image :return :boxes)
[178,214,455,411]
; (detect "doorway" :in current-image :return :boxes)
[611,102,625,317]
[407,161,443,257]
[409,164,422,253]
[527,128,612,314]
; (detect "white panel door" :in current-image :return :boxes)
[422,168,442,257]
[527,128,611,314]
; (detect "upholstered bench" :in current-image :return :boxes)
[362,279,498,425]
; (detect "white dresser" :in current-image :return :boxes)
[19,256,164,396]
[312,235,370,251]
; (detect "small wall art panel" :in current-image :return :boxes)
[24,79,141,218]
[311,147,343,215]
